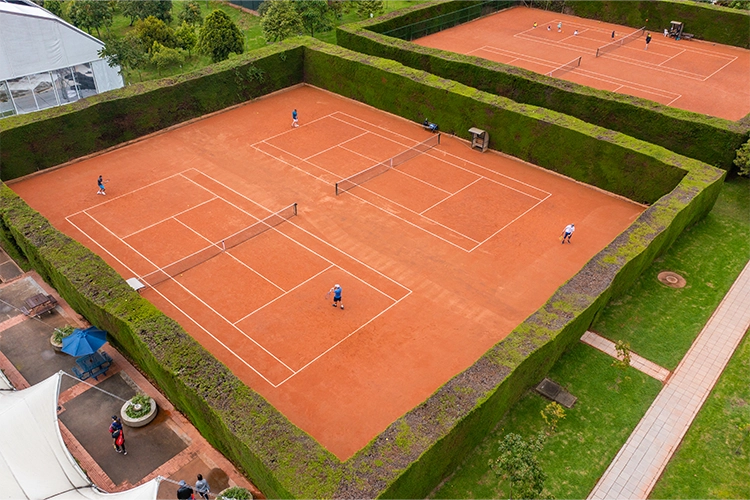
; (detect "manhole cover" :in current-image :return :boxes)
[657,271,686,288]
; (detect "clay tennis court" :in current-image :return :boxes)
[9,85,644,460]
[414,6,750,121]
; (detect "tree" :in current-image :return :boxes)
[175,22,198,57]
[355,0,384,19]
[42,0,62,17]
[69,0,113,36]
[118,0,173,26]
[98,33,149,81]
[294,0,332,37]
[150,42,185,76]
[489,432,548,500]
[734,139,750,176]
[261,0,303,42]
[198,10,244,63]
[135,16,178,52]
[178,0,203,26]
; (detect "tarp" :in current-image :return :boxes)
[0,373,160,500]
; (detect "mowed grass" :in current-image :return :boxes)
[431,177,750,498]
[592,178,750,370]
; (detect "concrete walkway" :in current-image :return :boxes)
[581,331,671,382]
[588,260,750,500]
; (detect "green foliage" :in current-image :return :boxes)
[175,22,198,56]
[150,42,185,75]
[261,0,304,42]
[41,0,64,18]
[52,325,75,344]
[294,0,332,37]
[734,139,750,176]
[218,486,252,500]
[68,0,113,36]
[178,0,203,26]
[540,401,565,433]
[355,0,385,19]
[135,16,177,52]
[119,0,173,25]
[99,33,149,80]
[489,432,548,500]
[612,340,632,370]
[124,393,152,418]
[198,10,244,62]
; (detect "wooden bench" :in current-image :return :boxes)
[21,293,58,317]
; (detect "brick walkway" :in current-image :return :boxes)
[581,331,670,382]
[588,260,750,500]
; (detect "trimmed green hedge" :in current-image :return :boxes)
[337,1,749,171]
[0,39,726,498]
[0,44,305,181]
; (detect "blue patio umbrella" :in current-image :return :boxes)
[61,327,108,357]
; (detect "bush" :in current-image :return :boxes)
[218,486,252,500]
[52,325,75,344]
[734,139,750,176]
[124,393,152,419]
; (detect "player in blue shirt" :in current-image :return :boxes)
[327,284,344,309]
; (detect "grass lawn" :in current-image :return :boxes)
[431,177,750,498]
[649,327,750,499]
[592,178,750,370]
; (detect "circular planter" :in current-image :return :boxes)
[50,335,63,352]
[121,397,158,427]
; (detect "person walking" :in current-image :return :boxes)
[195,474,210,500]
[177,480,194,499]
[557,21,562,32]
[561,223,575,244]
[645,32,652,49]
[97,175,106,195]
[327,284,344,309]
[109,416,127,455]
[611,30,615,39]
[291,108,299,128]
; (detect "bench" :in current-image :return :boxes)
[422,122,439,132]
[21,294,58,317]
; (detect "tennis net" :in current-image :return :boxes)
[335,133,441,195]
[547,56,582,78]
[596,27,646,57]
[140,202,298,287]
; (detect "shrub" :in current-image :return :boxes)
[124,393,152,419]
[218,486,252,500]
[734,139,750,176]
[52,325,75,344]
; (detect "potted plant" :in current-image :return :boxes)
[50,325,75,351]
[120,393,158,427]
[218,486,252,500]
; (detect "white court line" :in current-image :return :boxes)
[701,55,739,81]
[469,194,551,251]
[666,95,682,106]
[232,265,335,325]
[65,213,286,385]
[302,130,370,162]
[67,171,188,219]
[419,177,483,216]
[120,195,218,239]
[274,290,412,386]
[658,48,686,66]
[575,69,680,100]
[250,111,342,147]
[80,198,298,375]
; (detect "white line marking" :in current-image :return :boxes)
[121,195,218,239]
[419,177,483,215]
[469,193,551,251]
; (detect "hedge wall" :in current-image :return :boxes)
[0,39,726,498]
[0,43,305,181]
[337,2,749,171]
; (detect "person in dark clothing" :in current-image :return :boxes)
[177,480,194,499]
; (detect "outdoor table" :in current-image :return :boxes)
[21,293,57,317]
[73,351,113,380]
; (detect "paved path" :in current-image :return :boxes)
[588,260,750,500]
[581,331,670,382]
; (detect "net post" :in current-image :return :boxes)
[335,183,339,196]
[293,202,297,216]
[437,133,441,145]
[596,48,600,58]
[577,56,581,67]
[221,240,226,252]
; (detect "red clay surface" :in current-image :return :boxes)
[414,6,750,121]
[9,85,644,460]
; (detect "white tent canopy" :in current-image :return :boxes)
[0,372,160,500]
[0,1,123,117]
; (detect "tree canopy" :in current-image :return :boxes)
[260,0,303,42]
[198,10,244,63]
[135,16,178,52]
[489,432,548,500]
[294,0,332,37]
[69,0,113,37]
[178,1,203,26]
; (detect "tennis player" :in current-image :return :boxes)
[561,223,575,244]
[291,109,299,128]
[97,175,106,195]
[327,284,344,309]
